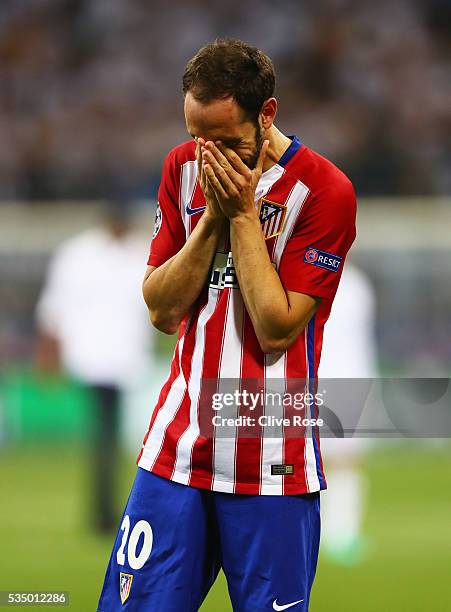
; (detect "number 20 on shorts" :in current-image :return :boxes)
[116,515,153,570]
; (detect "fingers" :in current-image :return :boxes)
[196,139,202,179]
[203,163,228,200]
[204,140,231,170]
[197,139,268,204]
[196,138,208,192]
[202,144,242,195]
[202,142,244,186]
[203,158,239,197]
[215,142,251,178]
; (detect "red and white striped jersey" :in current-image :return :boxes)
[137,136,356,495]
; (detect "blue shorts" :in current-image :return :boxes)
[98,468,320,611]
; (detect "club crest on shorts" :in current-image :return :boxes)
[258,198,287,240]
[119,572,133,604]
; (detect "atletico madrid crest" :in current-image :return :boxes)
[258,198,287,239]
[119,572,133,604]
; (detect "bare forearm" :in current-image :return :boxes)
[144,213,224,333]
[202,139,318,352]
[202,138,296,347]
[230,213,293,345]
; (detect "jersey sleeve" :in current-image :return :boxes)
[278,177,357,300]
[147,150,186,267]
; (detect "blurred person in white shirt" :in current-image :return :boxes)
[35,198,155,532]
[318,261,378,564]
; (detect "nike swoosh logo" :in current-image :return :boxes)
[272,599,304,611]
[185,204,206,215]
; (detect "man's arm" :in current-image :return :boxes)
[144,140,225,334]
[202,140,319,352]
[34,331,62,375]
[229,212,320,353]
[143,213,224,334]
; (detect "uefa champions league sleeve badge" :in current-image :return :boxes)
[152,204,162,239]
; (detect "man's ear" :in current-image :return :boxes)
[260,98,277,130]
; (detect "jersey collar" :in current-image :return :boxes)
[277,135,302,168]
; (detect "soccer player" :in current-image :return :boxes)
[98,39,356,611]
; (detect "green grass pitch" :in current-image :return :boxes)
[0,443,450,611]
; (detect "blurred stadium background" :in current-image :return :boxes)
[0,1,450,611]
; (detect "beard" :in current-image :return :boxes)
[243,123,264,170]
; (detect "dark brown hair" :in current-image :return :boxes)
[182,38,275,122]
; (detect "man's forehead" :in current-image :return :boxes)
[184,93,248,139]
